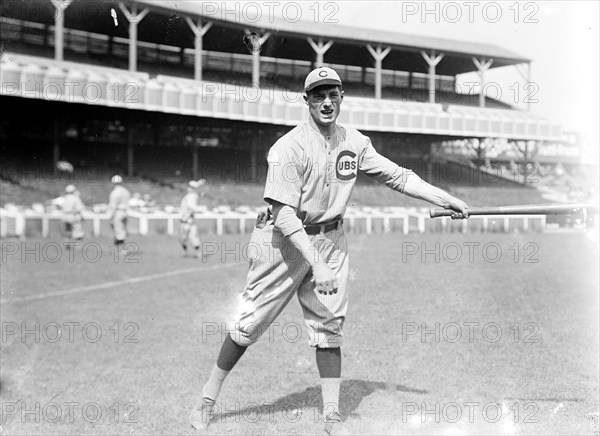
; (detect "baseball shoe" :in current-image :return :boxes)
[190,397,215,431]
[323,411,349,436]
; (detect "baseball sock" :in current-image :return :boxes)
[316,348,341,419]
[202,334,247,401]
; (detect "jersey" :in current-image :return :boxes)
[263,119,413,224]
[61,193,84,216]
[180,192,198,222]
[108,186,131,216]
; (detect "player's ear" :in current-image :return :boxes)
[303,93,308,105]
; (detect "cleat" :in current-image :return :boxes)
[323,412,349,435]
[190,397,215,431]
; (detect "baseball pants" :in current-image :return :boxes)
[63,215,84,240]
[178,220,200,248]
[229,220,349,348]
[112,211,128,241]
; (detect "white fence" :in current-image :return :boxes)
[0,208,548,239]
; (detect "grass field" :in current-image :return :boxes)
[1,230,598,435]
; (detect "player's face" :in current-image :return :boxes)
[305,86,343,127]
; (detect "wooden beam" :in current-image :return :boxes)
[367,44,391,99]
[185,18,212,81]
[50,0,72,61]
[119,3,149,72]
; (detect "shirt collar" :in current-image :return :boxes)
[307,116,337,139]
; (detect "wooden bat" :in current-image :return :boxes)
[429,203,599,218]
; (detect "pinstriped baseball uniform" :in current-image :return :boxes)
[229,118,413,348]
[109,185,131,241]
[179,191,200,248]
[61,193,85,239]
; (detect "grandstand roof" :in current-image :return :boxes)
[135,0,530,74]
[1,0,530,75]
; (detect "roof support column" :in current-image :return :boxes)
[119,3,149,72]
[421,50,444,104]
[185,18,212,81]
[127,138,134,178]
[192,145,198,180]
[307,38,333,67]
[472,57,493,108]
[515,61,532,111]
[50,0,72,61]
[250,137,257,182]
[53,114,60,176]
[367,44,391,99]
[245,31,270,87]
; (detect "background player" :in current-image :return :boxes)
[178,179,205,258]
[108,175,131,253]
[60,184,85,247]
[190,67,469,435]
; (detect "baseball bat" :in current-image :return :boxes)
[429,203,599,218]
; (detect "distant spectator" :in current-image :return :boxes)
[129,192,144,209]
[50,196,65,211]
[143,194,157,210]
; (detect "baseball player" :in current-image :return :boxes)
[108,175,131,251]
[190,67,469,434]
[61,184,85,246]
[178,179,205,258]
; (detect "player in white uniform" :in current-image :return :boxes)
[178,180,205,258]
[190,67,469,434]
[108,175,131,250]
[61,184,85,245]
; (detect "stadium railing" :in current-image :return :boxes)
[0,207,548,239]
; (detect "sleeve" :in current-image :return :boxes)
[263,142,303,208]
[358,137,413,193]
[179,197,187,219]
[124,190,131,208]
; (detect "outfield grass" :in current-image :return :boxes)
[1,231,598,435]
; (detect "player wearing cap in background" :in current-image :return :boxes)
[190,67,469,434]
[61,184,85,246]
[108,175,131,251]
[178,179,205,258]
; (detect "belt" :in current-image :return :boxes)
[304,220,342,235]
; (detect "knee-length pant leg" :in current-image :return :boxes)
[229,223,311,346]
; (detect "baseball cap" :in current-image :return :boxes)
[111,175,123,184]
[304,67,342,92]
[65,184,76,193]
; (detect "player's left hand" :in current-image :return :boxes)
[447,198,469,219]
[312,262,338,295]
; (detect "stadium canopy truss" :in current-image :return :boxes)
[0,0,566,179]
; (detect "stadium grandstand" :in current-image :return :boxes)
[0,0,591,235]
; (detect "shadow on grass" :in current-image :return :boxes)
[214,379,428,422]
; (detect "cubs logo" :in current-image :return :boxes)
[336,150,357,181]
[319,70,328,77]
